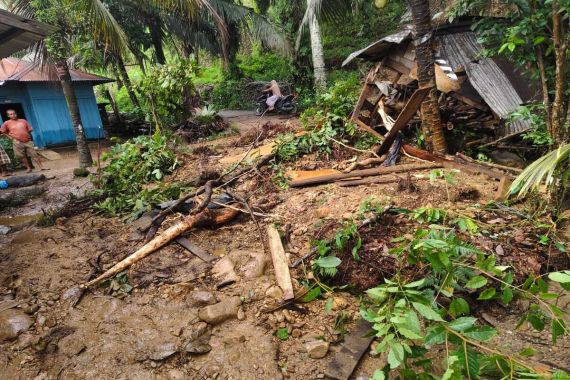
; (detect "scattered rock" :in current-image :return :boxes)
[237,307,245,320]
[73,167,90,177]
[188,290,218,306]
[241,251,269,279]
[305,340,329,359]
[265,285,284,300]
[0,225,10,235]
[149,342,178,361]
[184,339,212,354]
[0,309,33,341]
[332,296,349,311]
[212,256,238,286]
[57,334,86,357]
[198,297,241,325]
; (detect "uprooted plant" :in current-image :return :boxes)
[92,133,185,219]
[362,228,569,379]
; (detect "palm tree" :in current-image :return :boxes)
[407,0,447,154]
[296,0,348,92]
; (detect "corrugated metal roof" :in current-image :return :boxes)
[438,32,531,138]
[0,57,112,84]
[342,25,413,67]
[0,9,57,59]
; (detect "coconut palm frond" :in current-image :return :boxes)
[509,143,570,198]
[295,0,349,51]
[73,0,128,55]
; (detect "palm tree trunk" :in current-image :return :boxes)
[115,56,141,109]
[307,0,326,92]
[55,60,93,167]
[149,17,166,65]
[407,0,447,154]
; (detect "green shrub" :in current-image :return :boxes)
[93,133,184,219]
[212,79,247,110]
[237,51,293,82]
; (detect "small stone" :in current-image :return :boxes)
[58,334,86,357]
[188,290,218,306]
[305,340,329,359]
[188,322,209,340]
[239,251,268,279]
[317,374,325,379]
[73,167,90,177]
[184,340,212,354]
[149,342,178,361]
[0,309,33,341]
[23,304,39,315]
[237,307,245,320]
[332,296,348,311]
[168,369,186,380]
[198,297,241,325]
[265,286,283,300]
[291,329,302,338]
[275,312,285,323]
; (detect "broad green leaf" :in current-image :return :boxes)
[366,287,388,302]
[449,298,470,318]
[501,288,514,304]
[519,347,535,357]
[302,287,321,302]
[371,369,386,380]
[314,256,341,268]
[325,298,334,313]
[412,302,444,321]
[448,317,477,331]
[404,279,426,288]
[387,342,405,369]
[549,271,570,283]
[463,326,497,341]
[465,276,487,289]
[552,318,566,344]
[425,325,446,347]
[397,327,423,339]
[478,288,497,300]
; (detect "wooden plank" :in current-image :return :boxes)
[220,131,306,165]
[375,87,431,157]
[450,92,488,111]
[290,163,441,188]
[324,319,375,380]
[176,237,217,263]
[267,225,294,301]
[287,169,341,182]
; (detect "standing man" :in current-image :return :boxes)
[0,109,44,173]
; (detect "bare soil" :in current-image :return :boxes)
[0,113,569,380]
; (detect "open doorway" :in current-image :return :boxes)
[0,103,26,123]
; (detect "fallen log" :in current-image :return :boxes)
[82,208,240,288]
[0,185,46,208]
[5,173,46,188]
[289,163,441,188]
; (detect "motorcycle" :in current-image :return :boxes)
[255,92,298,116]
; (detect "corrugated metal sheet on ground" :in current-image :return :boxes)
[438,32,530,138]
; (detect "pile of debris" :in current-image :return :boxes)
[345,21,540,150]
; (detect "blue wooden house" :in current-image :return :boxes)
[0,58,112,148]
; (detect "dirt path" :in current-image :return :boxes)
[0,116,568,380]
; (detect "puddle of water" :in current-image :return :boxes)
[0,214,41,226]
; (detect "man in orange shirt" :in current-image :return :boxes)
[0,109,44,172]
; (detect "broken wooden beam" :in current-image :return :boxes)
[176,237,217,263]
[337,176,400,187]
[324,318,375,380]
[267,225,295,300]
[289,163,441,188]
[375,87,431,157]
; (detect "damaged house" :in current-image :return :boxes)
[344,21,540,150]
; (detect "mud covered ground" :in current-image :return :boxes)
[0,113,569,379]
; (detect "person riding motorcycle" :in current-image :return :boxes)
[262,80,282,111]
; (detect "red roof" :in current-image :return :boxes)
[0,57,112,84]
